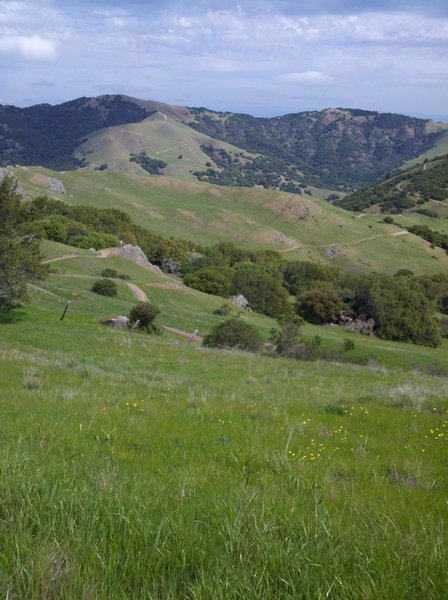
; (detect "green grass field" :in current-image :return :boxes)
[13,167,448,275]
[1,242,448,598]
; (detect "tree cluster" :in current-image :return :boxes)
[0,177,48,309]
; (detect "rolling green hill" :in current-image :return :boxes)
[73,111,262,181]
[338,155,448,215]
[2,94,447,192]
[11,166,448,275]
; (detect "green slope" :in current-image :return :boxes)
[403,130,448,168]
[1,240,447,597]
[339,155,448,213]
[74,112,257,180]
[12,166,448,275]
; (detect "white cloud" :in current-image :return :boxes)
[0,35,58,60]
[276,71,333,84]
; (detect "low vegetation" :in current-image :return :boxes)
[203,318,263,351]
[91,278,118,297]
[128,301,160,333]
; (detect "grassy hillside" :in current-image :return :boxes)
[339,155,448,213]
[404,130,448,168]
[74,112,259,181]
[13,167,448,275]
[1,241,447,598]
[3,94,448,192]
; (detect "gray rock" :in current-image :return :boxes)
[47,178,65,194]
[100,316,130,329]
[231,294,251,311]
[105,244,163,276]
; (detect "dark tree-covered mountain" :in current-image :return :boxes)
[187,107,447,189]
[1,95,447,190]
[0,95,157,169]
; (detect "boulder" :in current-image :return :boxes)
[231,294,251,311]
[47,178,65,194]
[100,316,129,329]
[105,244,163,276]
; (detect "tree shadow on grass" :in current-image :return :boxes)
[0,309,26,325]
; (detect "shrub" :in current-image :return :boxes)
[203,319,262,352]
[184,266,234,297]
[354,276,441,347]
[128,302,160,333]
[343,339,355,352]
[91,279,118,297]
[100,268,131,280]
[269,315,303,357]
[383,216,394,224]
[214,304,232,316]
[231,268,291,317]
[101,268,118,278]
[296,288,344,324]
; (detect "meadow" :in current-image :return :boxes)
[0,244,447,598]
[13,167,448,275]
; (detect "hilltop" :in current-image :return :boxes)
[1,95,447,191]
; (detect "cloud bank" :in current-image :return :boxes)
[0,0,447,119]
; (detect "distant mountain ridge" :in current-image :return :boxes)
[0,94,447,190]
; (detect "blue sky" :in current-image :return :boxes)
[1,0,447,119]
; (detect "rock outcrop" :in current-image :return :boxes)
[47,177,65,194]
[101,244,163,276]
[231,294,251,311]
[100,315,129,329]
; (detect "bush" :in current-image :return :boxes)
[296,288,343,324]
[354,276,441,347]
[214,304,232,316]
[101,268,118,278]
[128,302,160,333]
[184,266,234,297]
[231,268,291,317]
[203,319,262,352]
[91,279,117,297]
[100,268,131,281]
[383,216,394,224]
[343,339,355,352]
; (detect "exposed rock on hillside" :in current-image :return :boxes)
[47,177,65,193]
[231,294,251,310]
[101,244,163,275]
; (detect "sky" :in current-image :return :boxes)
[0,0,447,119]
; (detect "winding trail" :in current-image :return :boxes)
[42,254,79,264]
[278,230,409,253]
[125,282,148,303]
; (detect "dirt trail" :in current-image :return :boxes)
[42,254,79,264]
[27,284,64,299]
[126,282,148,303]
[278,230,410,253]
[161,325,202,341]
[156,143,188,156]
